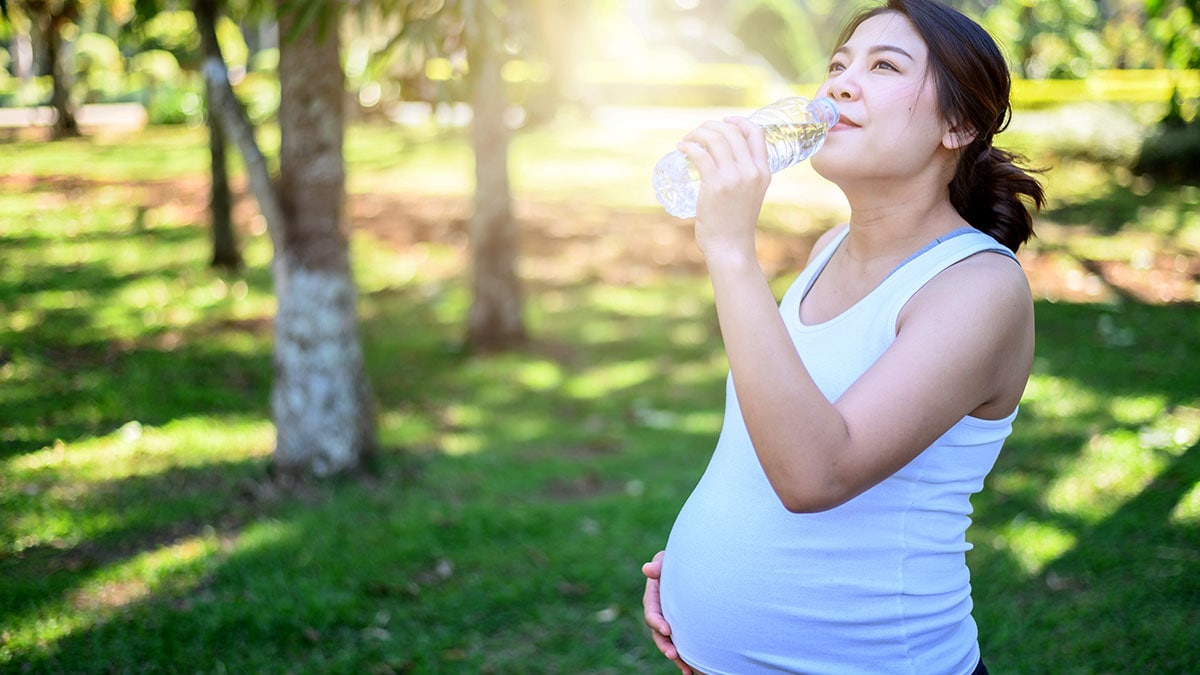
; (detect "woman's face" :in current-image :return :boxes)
[811,12,961,187]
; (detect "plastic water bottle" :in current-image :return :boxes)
[652,97,839,218]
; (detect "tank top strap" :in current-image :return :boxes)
[784,227,851,307]
[875,227,1018,330]
[884,227,1015,282]
[885,227,1016,289]
[784,227,1014,321]
[813,226,852,269]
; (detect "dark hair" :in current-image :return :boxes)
[835,0,1044,253]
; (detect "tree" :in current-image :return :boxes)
[724,0,849,82]
[320,0,590,352]
[190,1,242,269]
[378,0,534,352]
[199,0,378,478]
[1135,0,1200,182]
[462,1,524,351]
[125,2,245,268]
[205,93,242,269]
[7,0,82,137]
[272,3,378,477]
[974,0,1109,78]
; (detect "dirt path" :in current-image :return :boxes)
[9,173,1199,305]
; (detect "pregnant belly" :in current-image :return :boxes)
[657,480,911,673]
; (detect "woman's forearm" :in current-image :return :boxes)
[703,248,853,512]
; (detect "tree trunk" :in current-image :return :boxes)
[38,4,79,138]
[465,41,525,352]
[194,0,284,263]
[207,100,242,270]
[272,4,377,478]
[1017,5,1035,79]
[193,0,376,478]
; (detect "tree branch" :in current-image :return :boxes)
[193,0,286,258]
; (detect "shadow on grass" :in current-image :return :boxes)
[1,223,277,461]
[1044,178,1199,238]
[967,299,1200,672]
[10,386,713,674]
[13,289,1198,672]
[0,327,274,461]
[6,264,724,671]
[0,457,273,621]
[14,461,678,672]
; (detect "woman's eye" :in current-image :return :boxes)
[828,62,846,73]
[873,60,897,71]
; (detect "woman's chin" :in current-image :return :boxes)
[811,157,846,185]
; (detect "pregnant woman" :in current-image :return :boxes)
[641,1,1045,673]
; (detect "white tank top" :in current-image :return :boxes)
[659,227,1019,675]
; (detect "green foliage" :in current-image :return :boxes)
[131,9,248,71]
[1146,0,1200,69]
[73,32,125,103]
[136,10,203,68]
[980,0,1107,77]
[0,74,50,106]
[729,0,822,81]
[233,70,280,125]
[128,48,181,85]
[145,77,204,125]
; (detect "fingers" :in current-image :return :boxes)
[645,584,680,661]
[643,551,690,672]
[728,116,769,170]
[679,117,764,177]
[650,623,679,659]
[642,576,668,633]
[652,630,694,675]
[642,550,665,579]
[642,550,672,636]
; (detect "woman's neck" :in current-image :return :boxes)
[839,183,966,264]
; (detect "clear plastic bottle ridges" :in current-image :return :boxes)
[652,96,839,218]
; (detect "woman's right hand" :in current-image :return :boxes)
[642,550,694,675]
[677,116,771,263]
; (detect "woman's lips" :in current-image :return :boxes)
[831,116,860,132]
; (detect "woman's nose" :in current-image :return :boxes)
[827,76,857,101]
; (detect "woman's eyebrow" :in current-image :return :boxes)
[832,44,916,61]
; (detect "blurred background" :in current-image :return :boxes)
[2,1,1198,673]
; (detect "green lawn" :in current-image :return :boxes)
[2,107,1198,673]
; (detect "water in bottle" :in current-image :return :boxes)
[652,97,839,218]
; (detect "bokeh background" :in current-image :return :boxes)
[2,1,1198,672]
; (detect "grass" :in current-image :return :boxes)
[2,104,1199,673]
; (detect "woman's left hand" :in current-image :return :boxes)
[676,116,771,261]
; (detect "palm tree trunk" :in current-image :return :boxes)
[465,41,525,351]
[272,3,377,478]
[193,0,376,478]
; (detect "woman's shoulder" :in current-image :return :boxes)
[906,246,1033,328]
[946,246,1031,298]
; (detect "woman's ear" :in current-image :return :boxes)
[942,123,977,150]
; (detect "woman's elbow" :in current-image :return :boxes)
[770,481,855,514]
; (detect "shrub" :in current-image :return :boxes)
[1134,118,1200,185]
